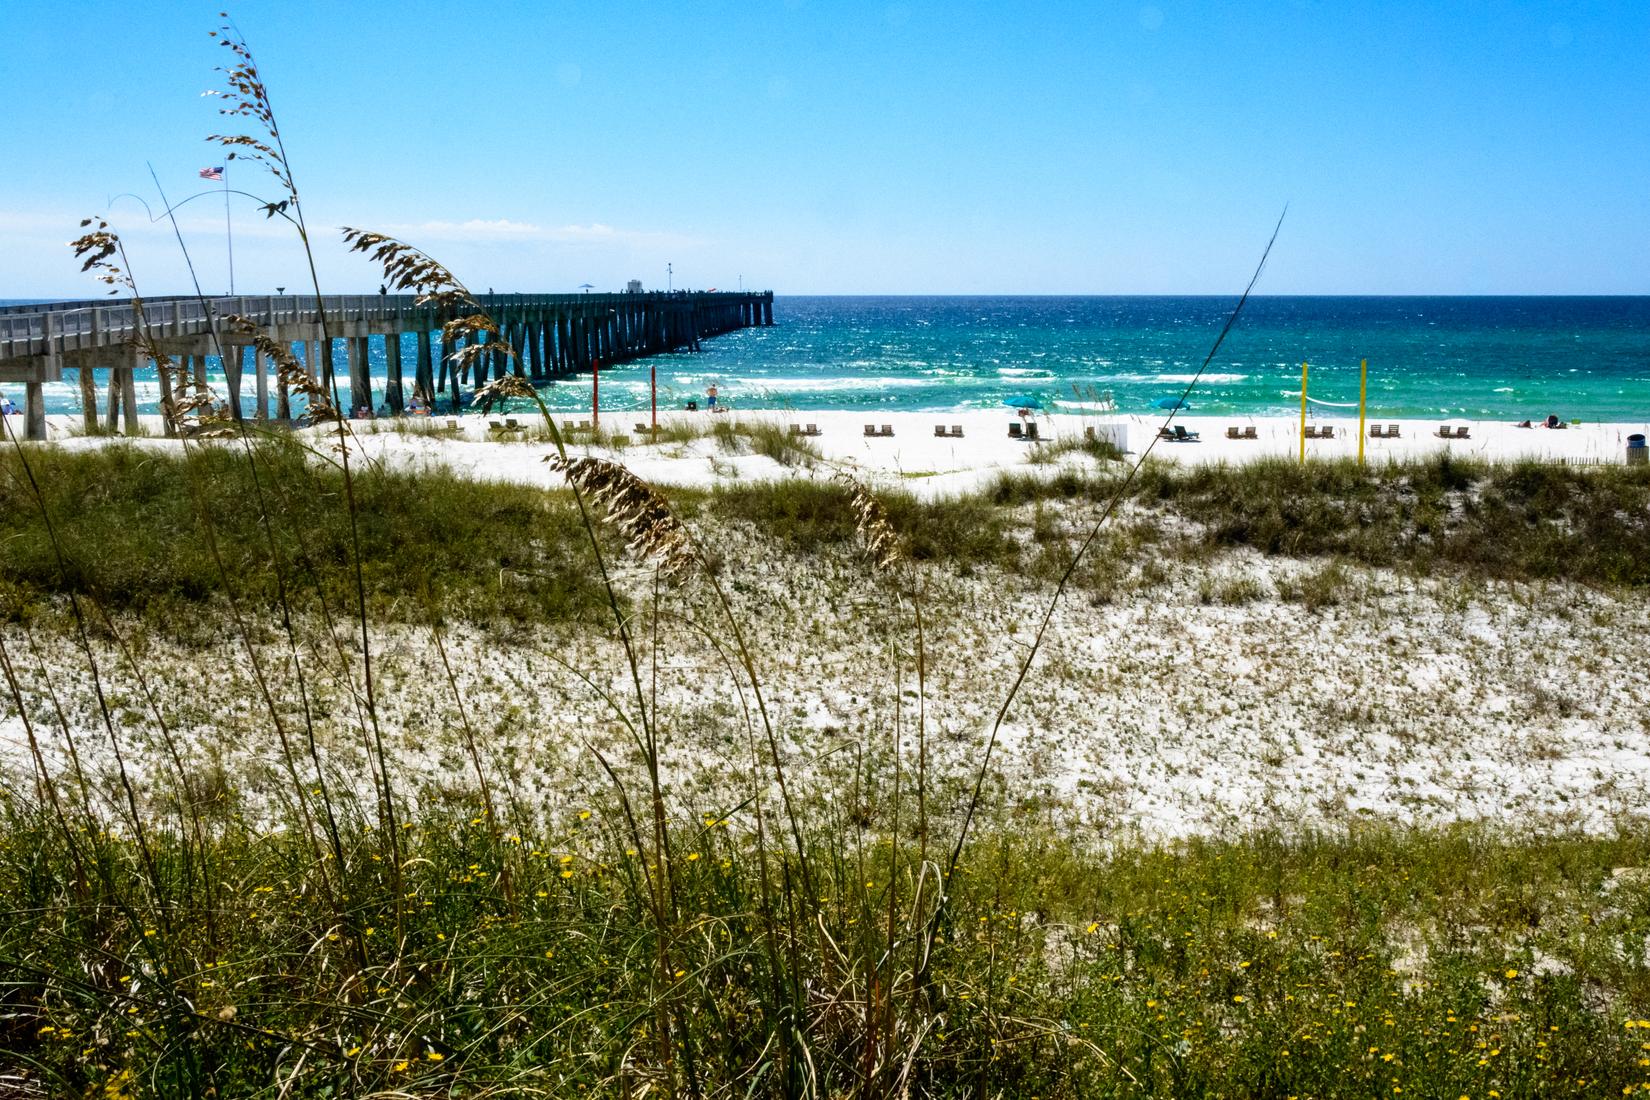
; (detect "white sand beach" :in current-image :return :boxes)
[16,409,1649,500]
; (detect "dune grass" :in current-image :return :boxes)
[0,439,613,629]
[2,797,1646,1097]
[8,449,1650,638]
[987,454,1650,587]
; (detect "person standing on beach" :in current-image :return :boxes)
[707,384,719,411]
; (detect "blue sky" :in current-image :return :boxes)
[2,1,1646,295]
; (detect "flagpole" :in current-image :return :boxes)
[1357,358,1369,466]
[1298,360,1309,464]
[223,164,234,295]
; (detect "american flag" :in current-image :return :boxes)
[199,166,224,181]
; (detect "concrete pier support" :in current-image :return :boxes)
[78,366,99,434]
[24,381,45,441]
[254,347,269,421]
[348,336,371,415]
[385,332,404,414]
[415,329,434,404]
[225,346,245,422]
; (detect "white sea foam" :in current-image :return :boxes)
[730,376,933,393]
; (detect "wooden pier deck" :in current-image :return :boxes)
[0,290,775,439]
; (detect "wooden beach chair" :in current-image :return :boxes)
[1009,422,1024,439]
[950,425,963,437]
[804,423,821,436]
[1387,423,1400,438]
[1303,425,1319,440]
[1320,425,1335,439]
[791,424,804,436]
[1369,424,1385,439]
[488,419,505,433]
[881,424,894,437]
[1226,426,1240,439]
[1172,425,1198,442]
[1243,426,1257,440]
[1435,424,1452,439]
[1026,423,1040,441]
[864,424,876,437]
[1157,426,1175,441]
[1455,426,1470,439]
[634,422,650,434]
[935,424,947,437]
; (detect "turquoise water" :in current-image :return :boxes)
[22,296,1650,420]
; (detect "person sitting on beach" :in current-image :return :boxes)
[0,394,15,416]
[1546,413,1560,429]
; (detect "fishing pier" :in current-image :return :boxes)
[0,289,775,439]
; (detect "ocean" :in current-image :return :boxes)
[14,296,1650,421]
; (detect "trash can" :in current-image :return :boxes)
[1629,433,1647,466]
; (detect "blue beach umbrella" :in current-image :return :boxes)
[1002,395,1043,410]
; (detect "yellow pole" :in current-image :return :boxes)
[1357,357,1368,465]
[1298,360,1309,464]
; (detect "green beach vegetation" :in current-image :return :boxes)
[4,440,1650,1095]
[8,447,1648,634]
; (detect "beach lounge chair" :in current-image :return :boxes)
[1173,425,1199,442]
[488,419,505,432]
[1455,426,1470,439]
[1369,424,1385,439]
[950,425,963,437]
[804,423,821,436]
[1226,426,1240,439]
[1321,425,1335,439]
[1026,423,1040,441]
[791,424,805,436]
[935,424,947,437]
[1303,425,1319,439]
[1243,426,1257,440]
[1009,422,1024,439]
[881,424,894,437]
[505,418,520,429]
[1435,425,1453,439]
[864,424,877,437]
[1387,423,1400,438]
[1157,426,1175,441]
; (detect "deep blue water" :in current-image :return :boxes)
[15,296,1650,420]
